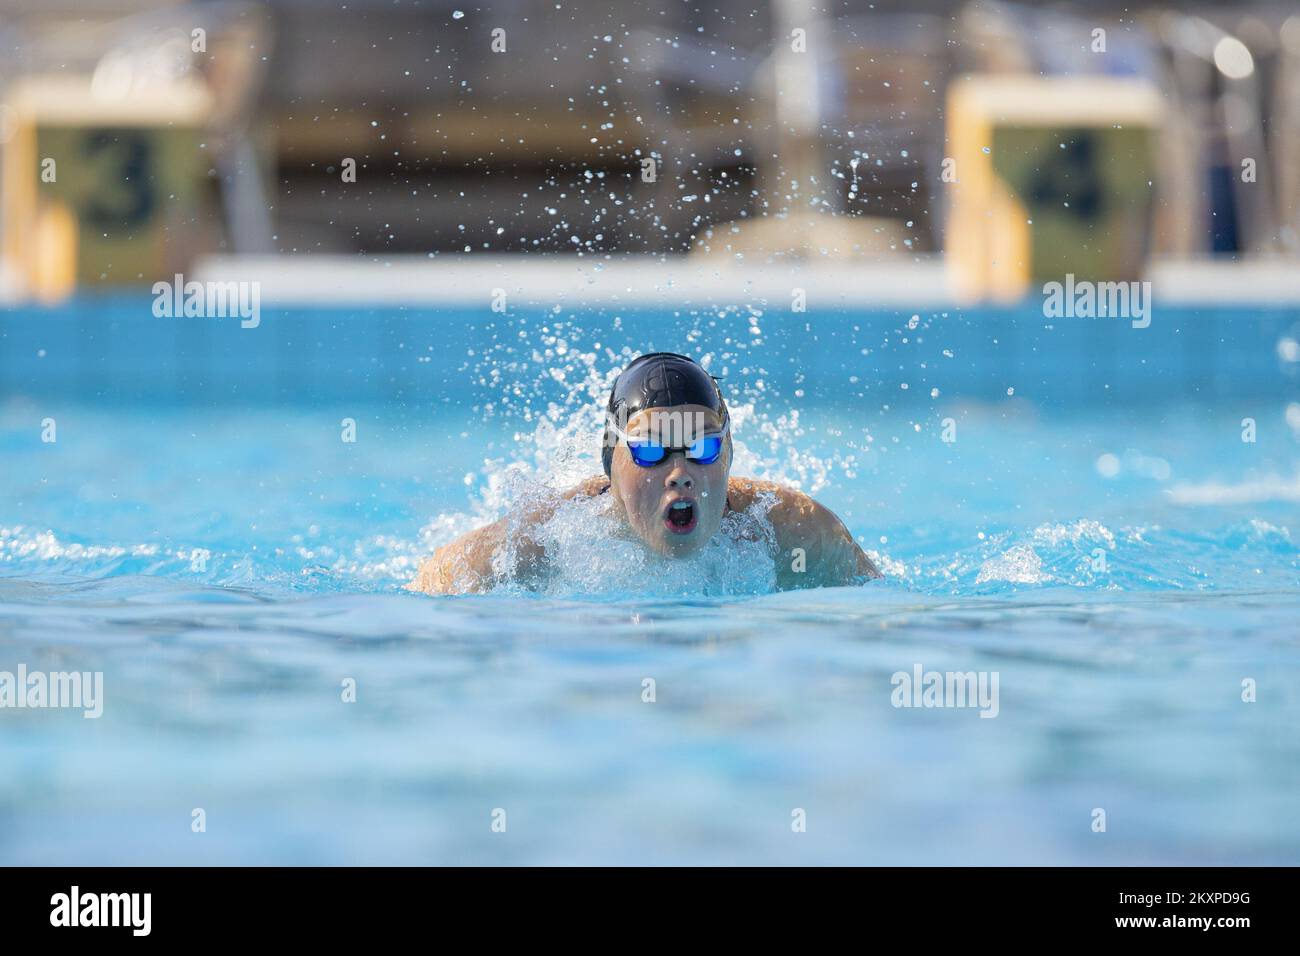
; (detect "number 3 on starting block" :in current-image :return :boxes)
[1,76,210,301]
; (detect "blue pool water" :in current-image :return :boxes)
[2,296,1298,864]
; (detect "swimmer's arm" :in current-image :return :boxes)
[728,478,881,589]
[407,516,511,595]
[408,476,610,595]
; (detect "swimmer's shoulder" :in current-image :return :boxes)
[728,477,881,581]
[725,477,813,517]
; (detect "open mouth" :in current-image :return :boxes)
[663,498,698,535]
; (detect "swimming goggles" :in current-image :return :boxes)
[612,422,728,468]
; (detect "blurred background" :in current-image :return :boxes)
[0,0,1297,303]
[2,3,1299,870]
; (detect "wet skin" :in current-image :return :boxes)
[607,405,731,558]
[410,404,880,594]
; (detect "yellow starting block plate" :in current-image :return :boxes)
[944,76,1163,303]
[2,75,211,301]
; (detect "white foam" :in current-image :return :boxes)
[975,544,1048,585]
[1167,473,1300,505]
[0,526,159,562]
[503,490,780,597]
[1030,520,1116,550]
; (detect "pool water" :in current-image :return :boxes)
[1,297,1298,864]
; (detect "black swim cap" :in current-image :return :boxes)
[601,352,728,476]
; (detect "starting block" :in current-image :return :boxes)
[2,75,211,302]
[944,76,1163,303]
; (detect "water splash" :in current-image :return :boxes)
[410,319,859,594]
[976,543,1047,585]
[497,489,780,597]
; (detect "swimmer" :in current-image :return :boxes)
[410,352,880,594]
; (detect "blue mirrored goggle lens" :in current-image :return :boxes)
[688,435,724,464]
[627,434,723,467]
[627,442,667,466]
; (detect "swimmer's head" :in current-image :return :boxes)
[602,353,731,557]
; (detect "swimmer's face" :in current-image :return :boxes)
[609,404,731,557]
